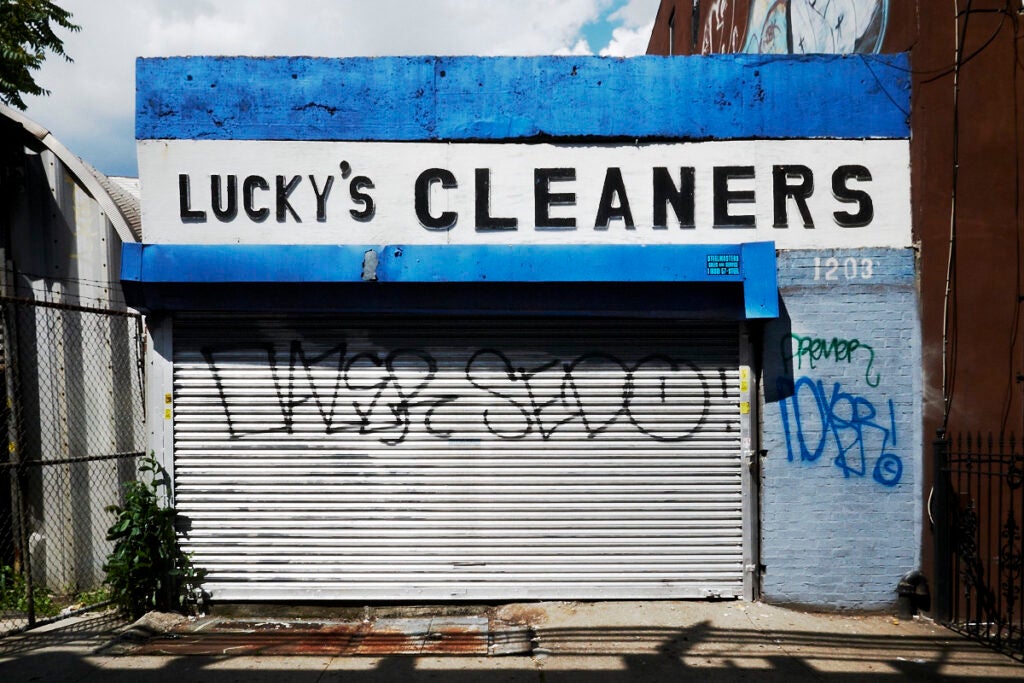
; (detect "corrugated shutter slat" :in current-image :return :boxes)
[173,315,743,600]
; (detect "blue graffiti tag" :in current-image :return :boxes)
[777,377,902,487]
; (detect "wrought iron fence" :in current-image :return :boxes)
[0,297,145,636]
[934,431,1024,660]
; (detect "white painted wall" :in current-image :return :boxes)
[140,139,912,249]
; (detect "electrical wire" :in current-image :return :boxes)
[1018,9,1024,436]
[4,268,122,291]
[932,1,1023,433]
[922,9,1009,83]
[1002,8,1024,434]
[1,268,129,309]
[865,6,1011,79]
[942,0,974,432]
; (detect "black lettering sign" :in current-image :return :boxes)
[773,165,814,228]
[594,167,635,230]
[832,165,874,227]
[475,168,517,231]
[243,175,270,222]
[276,175,302,222]
[178,174,206,223]
[309,175,334,223]
[348,176,374,222]
[713,166,756,229]
[415,168,458,231]
[652,167,695,229]
[534,168,576,230]
[210,175,237,222]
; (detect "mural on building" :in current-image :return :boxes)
[703,0,889,55]
[702,0,746,54]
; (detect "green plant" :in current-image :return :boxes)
[104,456,204,619]
[72,584,110,607]
[0,564,57,617]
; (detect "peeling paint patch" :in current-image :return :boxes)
[361,249,378,281]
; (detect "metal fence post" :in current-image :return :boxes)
[1,303,32,626]
[933,429,951,622]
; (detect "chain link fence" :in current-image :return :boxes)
[0,297,145,636]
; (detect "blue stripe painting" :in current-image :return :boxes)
[121,242,779,318]
[137,54,910,142]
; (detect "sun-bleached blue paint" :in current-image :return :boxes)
[738,241,779,317]
[136,55,910,142]
[120,243,373,283]
[121,242,778,318]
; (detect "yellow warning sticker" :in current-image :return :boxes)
[164,393,172,404]
[740,367,749,380]
[740,401,750,415]
[164,408,171,420]
[740,380,749,392]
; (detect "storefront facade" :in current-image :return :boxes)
[124,55,916,608]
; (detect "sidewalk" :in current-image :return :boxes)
[1,600,1022,681]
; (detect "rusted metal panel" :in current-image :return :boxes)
[129,615,503,656]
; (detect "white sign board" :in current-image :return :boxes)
[139,139,911,249]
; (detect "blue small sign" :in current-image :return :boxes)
[707,254,741,276]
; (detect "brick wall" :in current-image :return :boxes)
[760,248,921,608]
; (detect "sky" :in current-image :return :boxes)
[20,0,661,178]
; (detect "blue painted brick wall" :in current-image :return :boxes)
[760,248,920,609]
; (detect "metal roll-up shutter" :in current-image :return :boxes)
[172,315,744,601]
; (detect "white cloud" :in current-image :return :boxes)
[20,0,659,175]
[556,38,595,56]
[597,0,658,56]
[599,22,655,57]
[608,0,660,29]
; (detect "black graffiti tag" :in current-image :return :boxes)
[464,350,633,440]
[625,355,711,442]
[343,348,438,445]
[202,342,717,444]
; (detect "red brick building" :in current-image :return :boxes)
[649,1,1024,626]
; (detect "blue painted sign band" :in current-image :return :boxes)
[136,55,911,142]
[121,241,780,318]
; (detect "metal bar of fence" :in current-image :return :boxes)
[969,433,978,635]
[934,430,952,622]
[1019,455,1024,650]
[0,295,142,319]
[995,439,1004,643]
[938,431,1024,660]
[0,452,145,471]
[2,301,33,627]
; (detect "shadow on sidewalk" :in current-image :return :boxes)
[0,610,1021,681]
